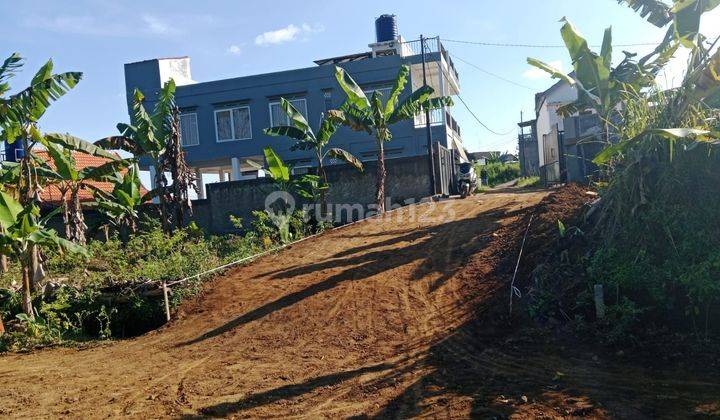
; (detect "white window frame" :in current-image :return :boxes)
[268,98,307,127]
[179,112,199,147]
[214,105,252,143]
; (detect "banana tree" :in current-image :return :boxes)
[527,18,679,145]
[264,97,363,218]
[259,147,320,242]
[0,190,87,318]
[39,134,128,245]
[618,0,720,48]
[329,65,453,212]
[0,54,81,292]
[528,0,720,139]
[593,43,720,166]
[0,55,82,207]
[89,163,142,244]
[97,80,195,233]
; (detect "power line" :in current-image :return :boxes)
[449,53,535,91]
[441,38,658,48]
[454,93,515,136]
[433,58,517,137]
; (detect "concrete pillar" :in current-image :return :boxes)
[195,168,205,199]
[231,157,241,181]
[148,165,160,204]
[218,170,226,182]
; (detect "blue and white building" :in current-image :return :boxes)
[124,15,465,198]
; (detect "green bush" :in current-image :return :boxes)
[250,209,319,246]
[1,210,324,351]
[517,176,540,188]
[474,162,520,188]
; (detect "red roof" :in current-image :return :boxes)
[34,150,148,205]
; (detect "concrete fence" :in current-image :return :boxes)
[189,155,434,234]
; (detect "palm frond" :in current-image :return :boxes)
[384,65,410,117]
[617,0,672,27]
[45,133,119,160]
[0,53,23,96]
[327,148,363,171]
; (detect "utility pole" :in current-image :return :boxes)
[519,110,524,177]
[421,34,437,196]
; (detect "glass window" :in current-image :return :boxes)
[215,110,232,141]
[269,98,307,127]
[232,107,252,140]
[179,113,199,146]
[215,106,252,141]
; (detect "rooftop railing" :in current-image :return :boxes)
[401,37,459,82]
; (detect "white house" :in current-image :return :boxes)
[534,78,577,171]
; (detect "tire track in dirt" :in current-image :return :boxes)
[6,190,715,418]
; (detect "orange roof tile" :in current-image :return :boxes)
[33,150,149,205]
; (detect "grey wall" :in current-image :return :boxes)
[562,114,603,183]
[190,156,432,234]
[518,134,539,177]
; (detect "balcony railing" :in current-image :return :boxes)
[446,111,461,137]
[414,108,444,127]
[401,37,459,82]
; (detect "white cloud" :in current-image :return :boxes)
[22,15,126,36]
[522,60,564,80]
[255,24,301,45]
[254,23,324,46]
[227,45,242,55]
[141,14,175,35]
[301,23,325,33]
[22,13,184,37]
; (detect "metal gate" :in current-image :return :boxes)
[435,143,454,196]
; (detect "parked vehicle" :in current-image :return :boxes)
[457,162,477,198]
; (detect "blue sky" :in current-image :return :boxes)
[2,0,717,158]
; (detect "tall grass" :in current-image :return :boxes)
[589,82,720,336]
[474,162,520,188]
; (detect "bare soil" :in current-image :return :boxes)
[1,188,718,419]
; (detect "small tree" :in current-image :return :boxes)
[39,134,129,244]
[329,65,452,212]
[0,53,82,291]
[89,163,143,244]
[0,190,87,318]
[97,80,195,233]
[258,147,320,243]
[264,98,363,218]
[163,106,195,229]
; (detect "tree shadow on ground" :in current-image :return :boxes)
[362,302,720,419]
[355,195,720,419]
[178,202,523,347]
[187,190,720,418]
[186,362,395,418]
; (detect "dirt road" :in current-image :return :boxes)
[1,189,718,418]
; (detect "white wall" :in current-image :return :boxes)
[158,57,195,86]
[536,82,577,167]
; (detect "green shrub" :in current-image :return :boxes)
[474,162,520,188]
[1,210,324,351]
[517,176,540,188]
